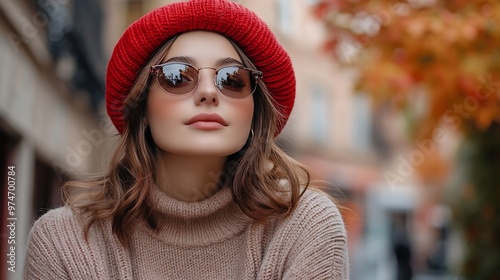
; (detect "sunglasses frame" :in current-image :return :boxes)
[149,62,263,98]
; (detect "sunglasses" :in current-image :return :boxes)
[149,62,263,99]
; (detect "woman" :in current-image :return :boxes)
[23,0,349,279]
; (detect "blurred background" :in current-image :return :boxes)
[0,0,498,279]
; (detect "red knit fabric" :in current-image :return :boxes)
[106,0,295,135]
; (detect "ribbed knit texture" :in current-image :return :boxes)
[23,187,349,279]
[106,0,295,135]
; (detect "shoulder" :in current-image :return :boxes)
[299,187,339,209]
[283,187,348,255]
[292,188,350,278]
[24,207,116,278]
[263,187,350,278]
[27,206,92,247]
[30,207,82,234]
[270,187,347,245]
[293,187,345,227]
[24,207,85,278]
[34,206,78,222]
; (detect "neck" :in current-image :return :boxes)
[155,152,227,202]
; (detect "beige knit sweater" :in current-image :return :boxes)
[23,187,349,279]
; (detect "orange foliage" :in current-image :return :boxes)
[314,0,500,136]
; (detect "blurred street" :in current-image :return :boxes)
[1,1,498,280]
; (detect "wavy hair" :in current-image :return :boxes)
[63,34,311,247]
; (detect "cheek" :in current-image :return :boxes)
[146,91,181,136]
[237,99,254,125]
[147,86,183,118]
[231,98,254,130]
[229,98,255,148]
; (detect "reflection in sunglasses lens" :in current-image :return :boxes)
[218,67,247,92]
[160,64,196,94]
[154,63,257,98]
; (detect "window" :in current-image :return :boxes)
[278,0,293,35]
[352,93,372,151]
[311,85,329,144]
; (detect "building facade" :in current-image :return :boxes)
[0,1,109,279]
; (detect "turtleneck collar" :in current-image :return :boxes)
[149,186,233,219]
[136,186,252,247]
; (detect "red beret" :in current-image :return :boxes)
[106,0,295,135]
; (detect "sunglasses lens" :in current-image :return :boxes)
[153,63,259,98]
[216,67,253,98]
[157,63,197,94]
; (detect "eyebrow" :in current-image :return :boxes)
[165,56,195,64]
[164,56,243,67]
[216,57,243,66]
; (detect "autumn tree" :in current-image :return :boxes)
[313,0,499,279]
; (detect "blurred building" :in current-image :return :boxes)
[0,1,108,279]
[0,0,456,280]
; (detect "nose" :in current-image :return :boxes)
[194,68,219,106]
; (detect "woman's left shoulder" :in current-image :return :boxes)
[292,187,344,225]
[266,187,350,279]
[271,187,347,241]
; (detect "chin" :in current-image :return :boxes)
[158,143,247,157]
[151,131,249,156]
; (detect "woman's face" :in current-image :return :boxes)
[146,31,254,157]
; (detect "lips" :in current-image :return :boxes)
[185,113,228,126]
